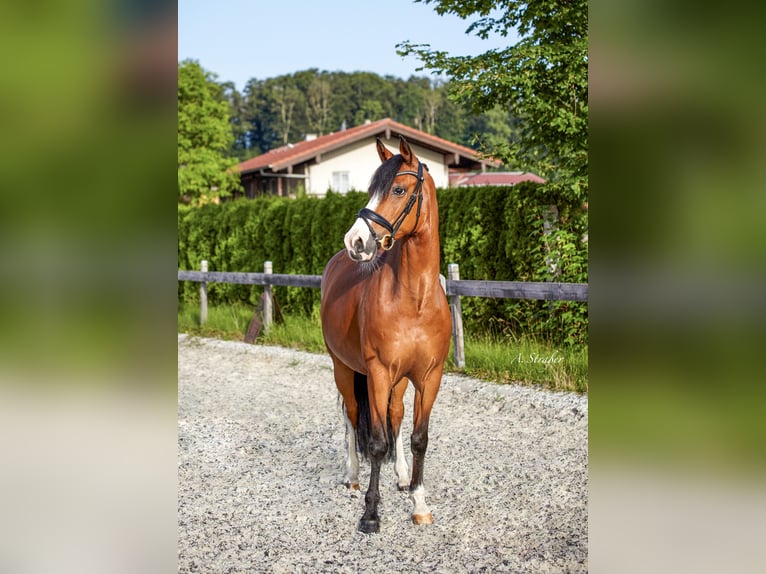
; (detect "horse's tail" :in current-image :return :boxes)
[353,371,395,462]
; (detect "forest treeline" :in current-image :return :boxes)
[216,69,520,162]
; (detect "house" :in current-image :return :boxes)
[449,171,546,187]
[234,118,495,198]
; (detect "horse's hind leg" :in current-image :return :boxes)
[330,356,360,490]
[389,378,409,491]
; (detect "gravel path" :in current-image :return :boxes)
[178,335,588,573]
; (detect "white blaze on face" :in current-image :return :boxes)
[343,195,380,262]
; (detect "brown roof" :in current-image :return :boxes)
[450,171,546,187]
[236,118,490,174]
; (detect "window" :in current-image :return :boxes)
[331,171,350,194]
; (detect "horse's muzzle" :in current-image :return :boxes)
[347,240,376,262]
[344,221,378,262]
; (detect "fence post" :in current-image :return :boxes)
[447,263,465,368]
[199,260,208,325]
[263,261,273,334]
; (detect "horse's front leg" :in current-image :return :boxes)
[409,365,443,525]
[358,366,392,534]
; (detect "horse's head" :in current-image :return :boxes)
[344,136,429,262]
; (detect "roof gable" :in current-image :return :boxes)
[236,118,490,174]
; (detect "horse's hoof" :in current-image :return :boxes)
[397,484,409,492]
[347,482,360,490]
[412,512,433,525]
[358,518,380,534]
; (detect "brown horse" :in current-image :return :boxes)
[320,136,451,533]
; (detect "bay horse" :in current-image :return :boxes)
[320,136,451,533]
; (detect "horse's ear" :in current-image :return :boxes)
[399,136,414,165]
[376,138,393,163]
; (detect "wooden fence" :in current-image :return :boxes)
[178,260,588,368]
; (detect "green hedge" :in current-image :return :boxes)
[178,184,588,345]
[438,183,588,346]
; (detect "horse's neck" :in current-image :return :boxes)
[396,217,442,296]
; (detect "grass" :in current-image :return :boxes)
[459,334,587,393]
[178,302,587,393]
[178,301,256,342]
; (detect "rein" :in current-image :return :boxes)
[357,161,425,251]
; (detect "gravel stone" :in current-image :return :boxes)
[178,335,588,573]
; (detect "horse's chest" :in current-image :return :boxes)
[363,294,425,328]
[361,296,447,350]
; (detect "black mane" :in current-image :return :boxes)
[368,155,404,199]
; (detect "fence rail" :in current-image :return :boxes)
[447,279,588,301]
[178,261,588,368]
[177,270,587,300]
[178,270,322,289]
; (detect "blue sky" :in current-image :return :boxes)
[178,0,513,91]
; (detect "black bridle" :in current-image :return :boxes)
[357,161,426,251]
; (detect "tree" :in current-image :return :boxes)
[348,73,396,125]
[242,78,275,154]
[423,84,443,134]
[220,81,253,161]
[267,78,302,145]
[178,60,240,204]
[464,104,521,161]
[306,74,332,135]
[398,0,588,198]
[433,90,468,142]
[396,77,428,128]
[354,99,386,125]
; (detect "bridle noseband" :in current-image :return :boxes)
[357,161,426,251]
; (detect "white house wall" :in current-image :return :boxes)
[306,137,449,196]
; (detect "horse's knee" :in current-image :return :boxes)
[368,433,389,461]
[411,427,428,456]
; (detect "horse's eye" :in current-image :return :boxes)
[392,186,406,196]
